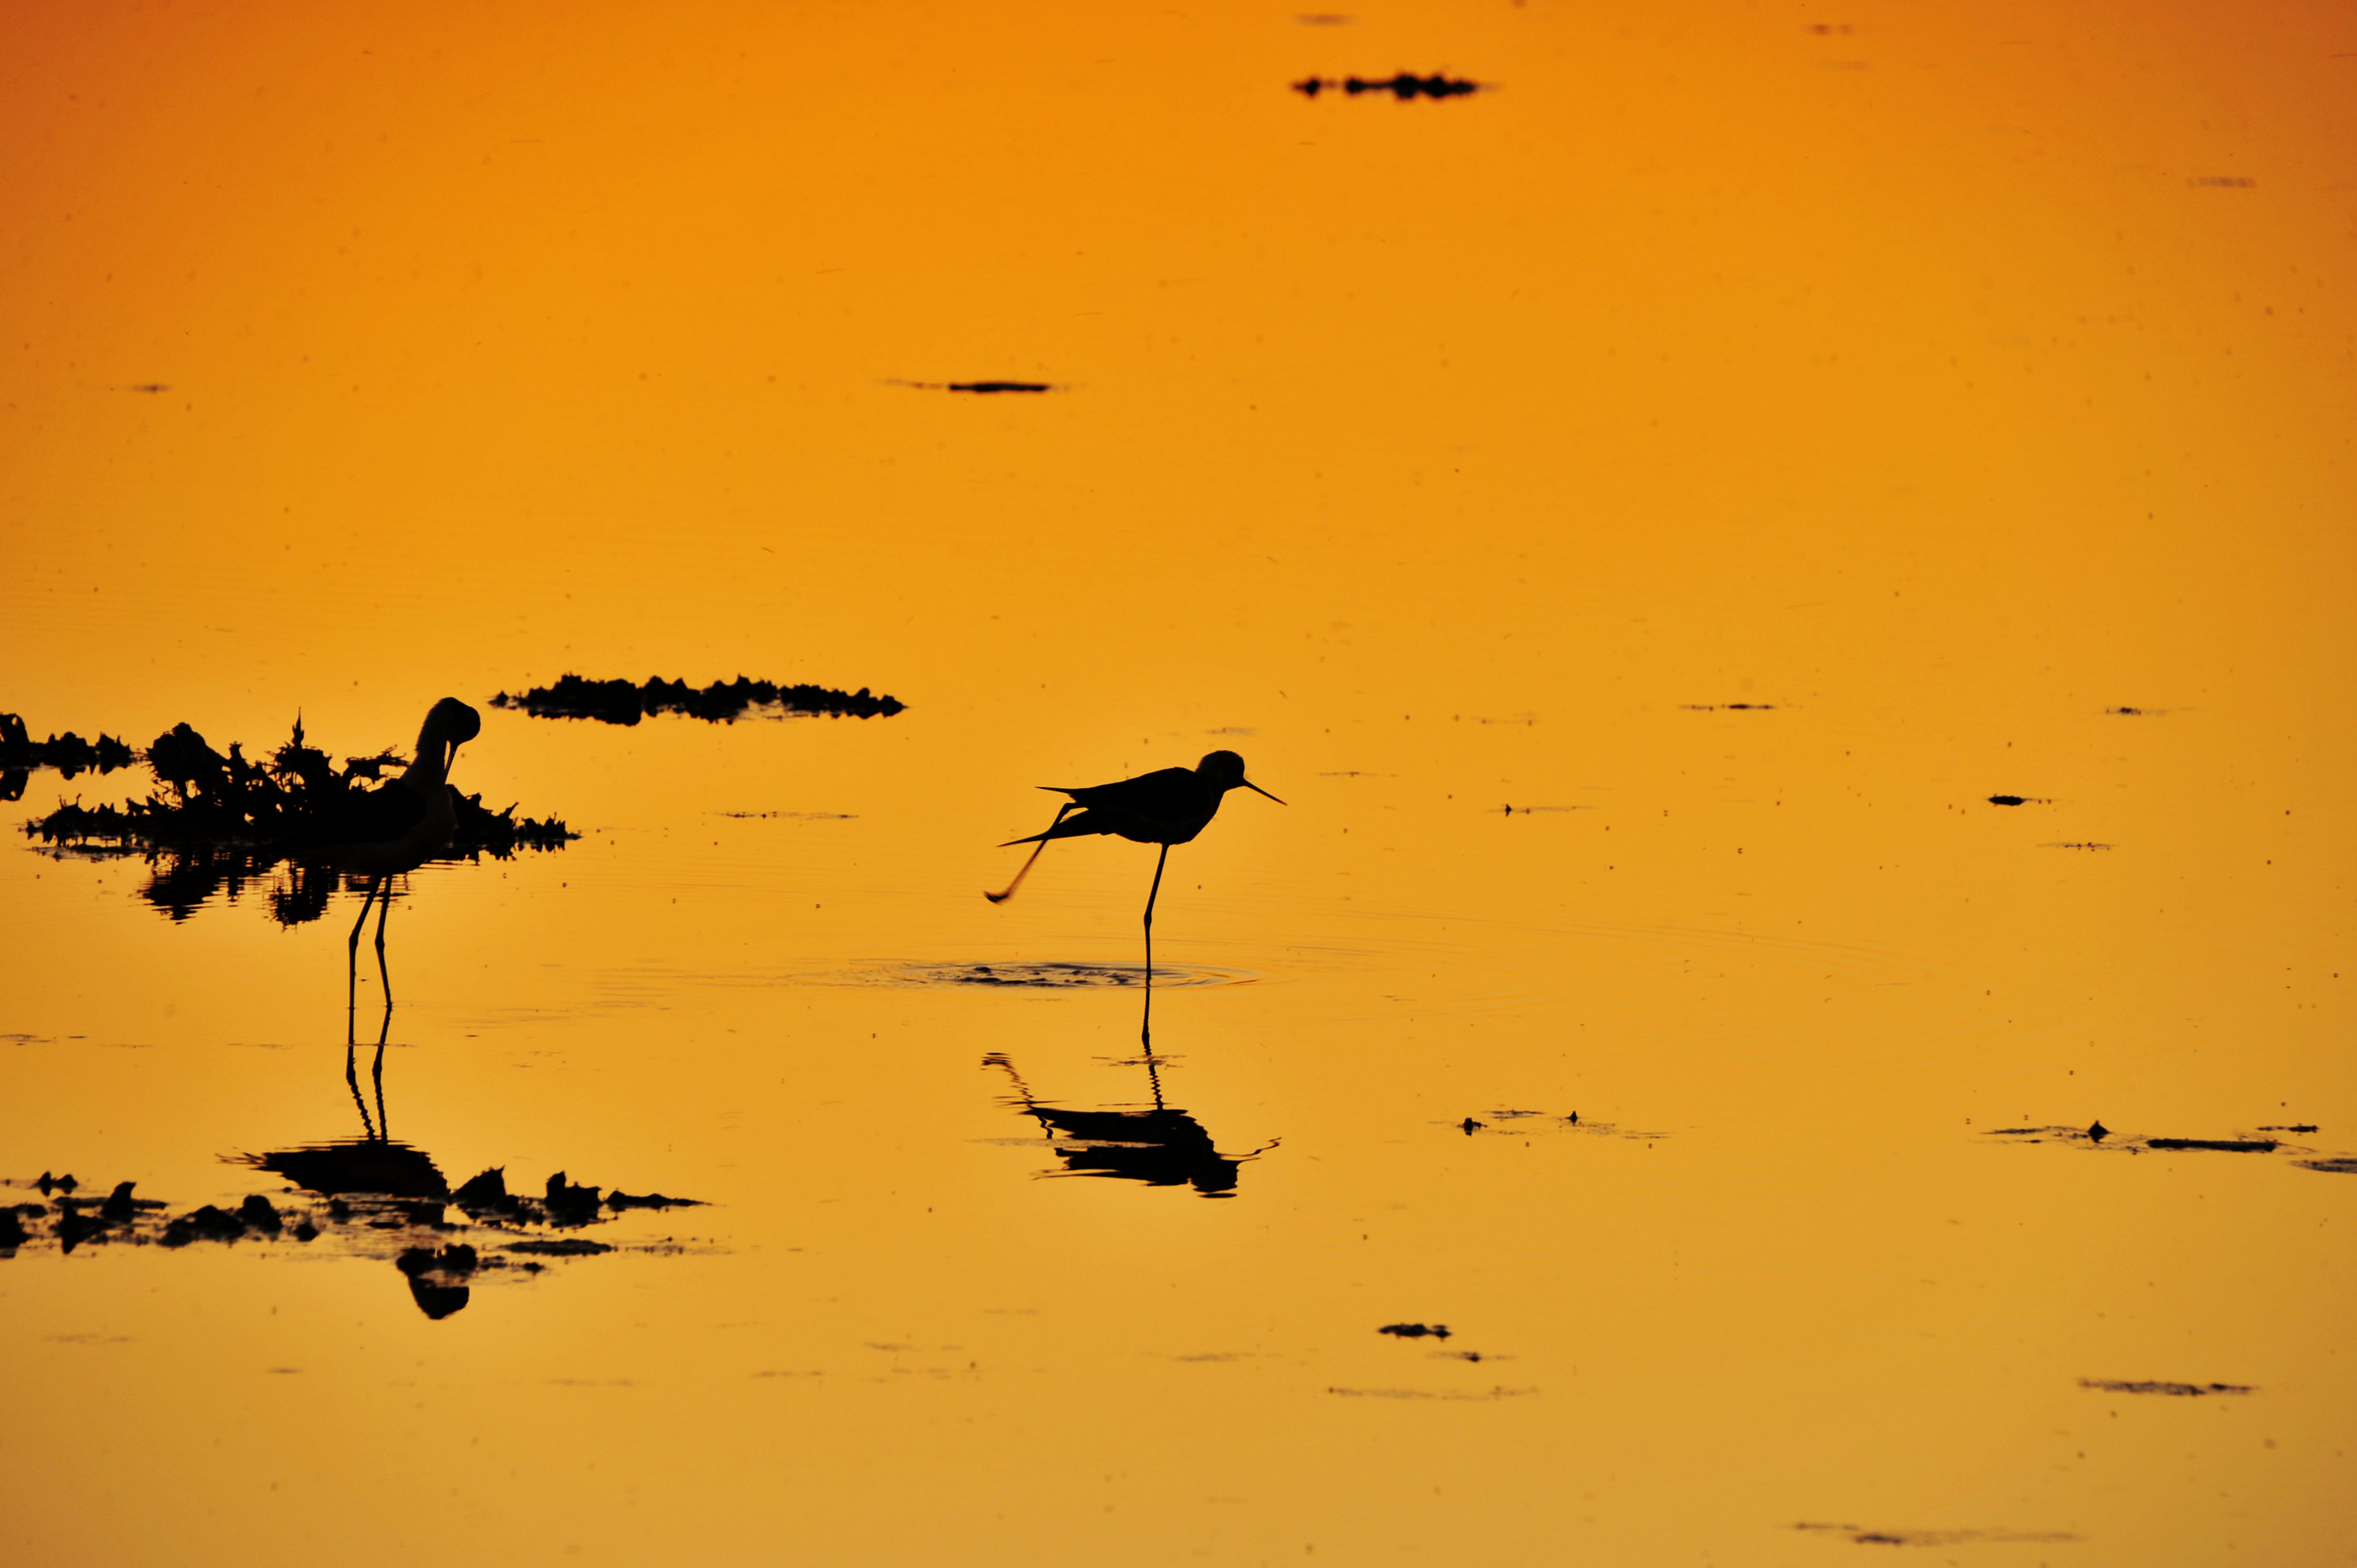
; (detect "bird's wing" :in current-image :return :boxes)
[1063,766,1200,815]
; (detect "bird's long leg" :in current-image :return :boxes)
[1140,1027,1166,1109]
[984,803,1074,903]
[345,1004,379,1142]
[346,875,383,1012]
[371,996,392,1140]
[372,877,395,1006]
[1141,843,1169,1045]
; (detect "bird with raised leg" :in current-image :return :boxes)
[986,750,1283,1040]
[269,697,482,1011]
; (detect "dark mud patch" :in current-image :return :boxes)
[2292,1157,2357,1174]
[22,715,572,923]
[1986,795,2051,806]
[886,961,1252,991]
[505,1237,614,1257]
[887,378,1057,394]
[1291,72,1480,99]
[2080,1378,2254,1396]
[1795,1524,2079,1547]
[492,674,903,724]
[2147,1137,2276,1153]
[1378,1322,1451,1339]
[2105,706,2171,715]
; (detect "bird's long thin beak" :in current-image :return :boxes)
[1244,780,1286,805]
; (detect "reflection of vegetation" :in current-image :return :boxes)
[6,1014,704,1321]
[18,716,573,924]
[1,1167,703,1320]
[492,673,904,725]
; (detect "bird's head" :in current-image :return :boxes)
[1197,750,1285,804]
[421,698,483,772]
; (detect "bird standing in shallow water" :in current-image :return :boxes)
[987,750,1283,1036]
[271,697,482,1008]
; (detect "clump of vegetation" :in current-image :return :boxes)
[491,673,904,725]
[21,716,574,924]
[0,712,137,800]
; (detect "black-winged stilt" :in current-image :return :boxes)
[273,697,482,1006]
[985,750,1282,1032]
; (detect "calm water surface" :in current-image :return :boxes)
[4,2,2352,1563]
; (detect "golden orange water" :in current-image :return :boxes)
[3,1,2353,1561]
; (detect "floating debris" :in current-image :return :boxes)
[2079,1378,2255,1397]
[1678,702,1778,712]
[1986,1124,2297,1158]
[1986,794,2050,806]
[887,379,1056,394]
[2042,841,2114,850]
[2294,1157,2357,1174]
[1451,1109,1660,1142]
[20,716,573,924]
[1378,1323,1451,1339]
[1291,72,1480,100]
[490,674,904,726]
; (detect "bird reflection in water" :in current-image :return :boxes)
[985,1027,1276,1197]
[249,998,471,1317]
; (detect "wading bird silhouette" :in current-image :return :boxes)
[271,697,482,1010]
[986,750,1282,1038]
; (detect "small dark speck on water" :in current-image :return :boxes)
[1986,794,2045,806]
[1459,1117,1483,1134]
[1379,1322,1451,1339]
